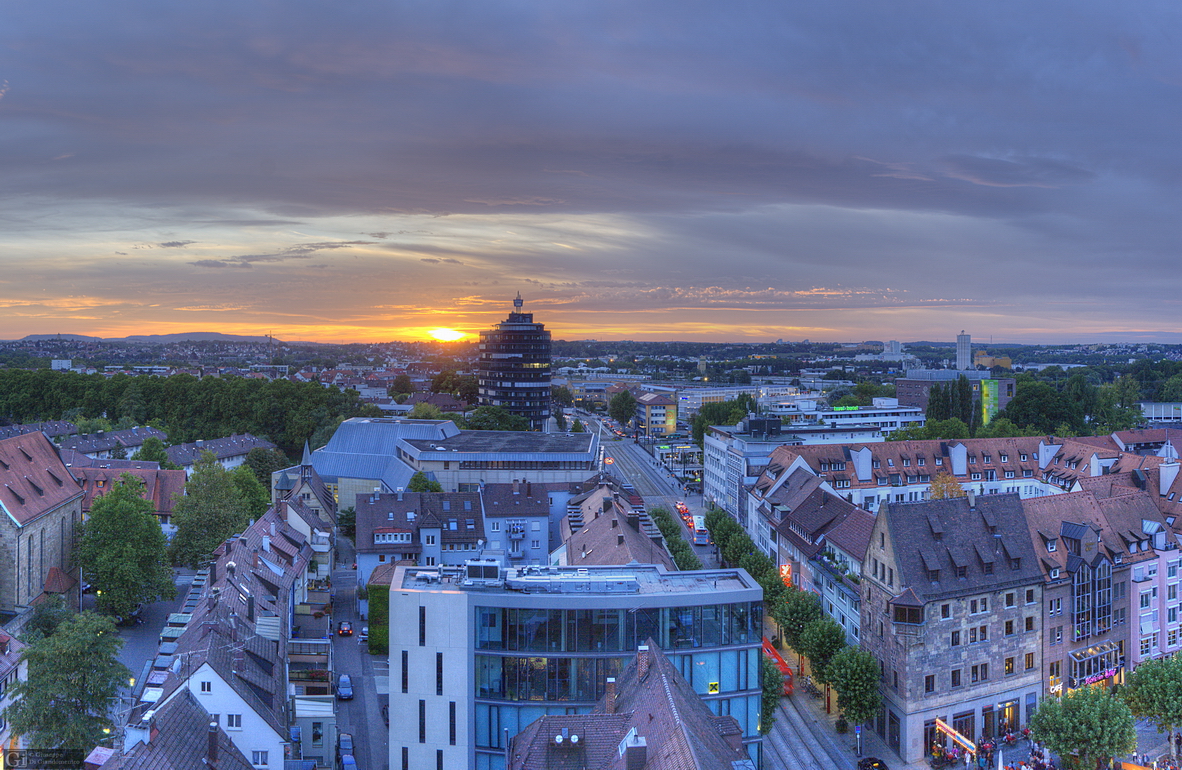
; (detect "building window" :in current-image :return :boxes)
[449,701,457,745]
[419,700,426,743]
[1025,653,1035,670]
[251,752,268,767]
[200,681,211,693]
[1005,620,1014,636]
[971,663,988,683]
[402,650,409,693]
[951,669,962,688]
[1026,589,1035,604]
[402,748,409,770]
[437,750,444,770]
[925,674,935,693]
[437,652,444,696]
[941,604,950,619]
[951,631,961,646]
[1025,616,1035,632]
[1004,657,1015,676]
[227,714,242,729]
[1005,592,1015,608]
[420,607,427,646]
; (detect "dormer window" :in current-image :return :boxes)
[902,459,911,467]
[1021,453,1028,461]
[1049,568,1060,579]
[983,455,991,464]
[872,460,881,468]
[1000,454,1008,463]
[1047,540,1057,552]
[935,458,943,466]
[887,459,894,467]
[968,456,976,464]
[917,457,925,466]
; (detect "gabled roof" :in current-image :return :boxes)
[76,467,186,518]
[566,502,675,571]
[166,434,276,466]
[0,431,84,526]
[98,689,254,770]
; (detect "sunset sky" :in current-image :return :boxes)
[3,2,1182,344]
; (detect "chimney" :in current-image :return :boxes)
[624,736,648,770]
[208,586,220,610]
[247,595,255,622]
[270,520,276,536]
[611,518,618,529]
[262,535,271,552]
[210,561,217,584]
[123,710,156,753]
[196,439,204,447]
[207,719,219,766]
[513,479,520,495]
[967,489,976,509]
[605,677,617,714]
[397,490,404,502]
[525,481,532,497]
[637,645,650,679]
[618,534,625,546]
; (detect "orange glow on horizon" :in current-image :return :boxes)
[428,328,466,342]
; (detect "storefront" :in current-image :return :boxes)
[1068,641,1122,691]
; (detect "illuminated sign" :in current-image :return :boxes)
[779,564,793,587]
[833,406,859,412]
[935,718,976,754]
[1071,667,1119,689]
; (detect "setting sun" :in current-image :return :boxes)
[429,328,466,342]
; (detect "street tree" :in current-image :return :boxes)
[1124,654,1182,760]
[551,385,574,407]
[607,391,638,428]
[827,646,882,727]
[169,451,251,568]
[1030,682,1136,770]
[760,655,782,734]
[771,586,822,656]
[231,464,272,517]
[131,436,180,469]
[390,373,414,395]
[243,446,289,486]
[571,418,585,433]
[408,471,443,493]
[337,506,356,539]
[2,612,132,751]
[21,594,73,642]
[929,470,967,500]
[76,474,176,620]
[465,406,530,431]
[798,618,846,684]
[408,402,444,420]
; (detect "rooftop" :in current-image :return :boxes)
[397,563,757,596]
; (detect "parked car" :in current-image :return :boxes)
[336,674,353,700]
[337,620,353,636]
[336,732,354,763]
[339,754,357,770]
[358,626,368,642]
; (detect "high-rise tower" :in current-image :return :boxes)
[477,293,552,430]
[956,330,971,370]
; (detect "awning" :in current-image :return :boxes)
[1069,641,1119,663]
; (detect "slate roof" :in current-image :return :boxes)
[0,421,76,440]
[98,689,254,770]
[59,448,163,470]
[880,494,1042,603]
[401,430,595,458]
[757,467,859,560]
[482,482,550,518]
[509,642,751,770]
[166,434,275,466]
[0,431,84,527]
[355,491,483,554]
[60,426,167,455]
[823,507,876,561]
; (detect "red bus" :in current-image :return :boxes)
[762,637,793,696]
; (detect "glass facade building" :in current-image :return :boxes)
[389,563,764,770]
[477,293,552,431]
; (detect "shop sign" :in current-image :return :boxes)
[1070,666,1119,689]
[935,718,976,754]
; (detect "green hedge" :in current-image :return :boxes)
[367,583,389,655]
[648,506,702,571]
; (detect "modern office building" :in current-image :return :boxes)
[478,293,552,431]
[895,369,1016,424]
[956,331,972,370]
[387,562,764,770]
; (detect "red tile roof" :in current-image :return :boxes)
[0,432,83,526]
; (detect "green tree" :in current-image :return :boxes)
[20,594,73,642]
[1124,655,1182,761]
[390,373,414,395]
[407,471,443,493]
[554,409,567,431]
[108,444,127,460]
[551,385,574,407]
[831,394,861,408]
[771,587,823,655]
[169,451,251,568]
[408,402,444,420]
[243,447,289,486]
[338,506,356,539]
[798,618,846,684]
[608,391,638,427]
[465,405,530,431]
[76,474,176,620]
[571,418,586,433]
[231,464,272,517]
[2,612,132,751]
[131,436,180,469]
[827,646,882,727]
[929,470,967,500]
[117,381,146,424]
[431,370,478,402]
[761,655,782,734]
[1030,682,1136,770]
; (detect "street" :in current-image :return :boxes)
[587,413,717,568]
[332,539,389,770]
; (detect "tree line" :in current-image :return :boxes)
[0,369,382,456]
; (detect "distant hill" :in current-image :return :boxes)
[121,332,278,343]
[13,332,281,344]
[17,334,106,342]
